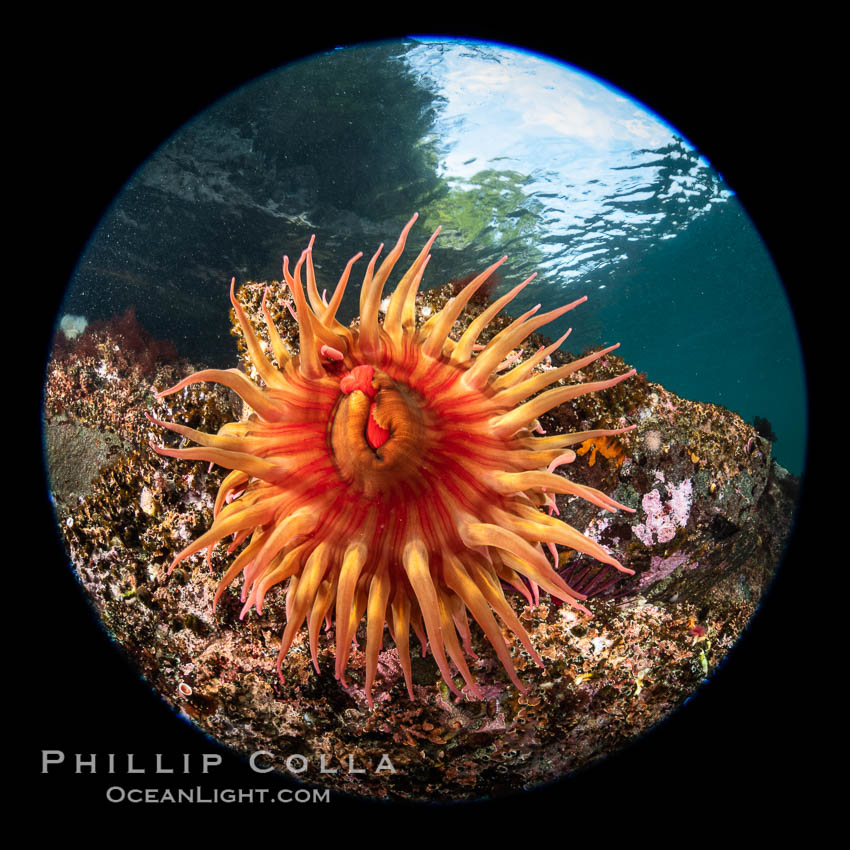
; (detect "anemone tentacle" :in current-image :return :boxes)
[150,214,635,706]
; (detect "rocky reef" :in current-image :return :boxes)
[42,285,799,802]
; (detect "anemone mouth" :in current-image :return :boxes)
[149,212,637,706]
[330,364,428,496]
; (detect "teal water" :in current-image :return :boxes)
[555,200,807,475]
[58,38,807,476]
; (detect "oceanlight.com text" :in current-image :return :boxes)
[105,786,330,804]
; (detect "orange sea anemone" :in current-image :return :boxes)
[149,213,636,706]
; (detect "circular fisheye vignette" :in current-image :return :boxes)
[42,38,804,801]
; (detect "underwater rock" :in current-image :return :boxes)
[44,414,127,508]
[43,286,798,802]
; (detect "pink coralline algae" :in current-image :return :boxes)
[639,552,697,589]
[633,479,693,546]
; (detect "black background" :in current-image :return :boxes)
[27,17,819,828]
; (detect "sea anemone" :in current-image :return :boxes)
[148,213,636,705]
